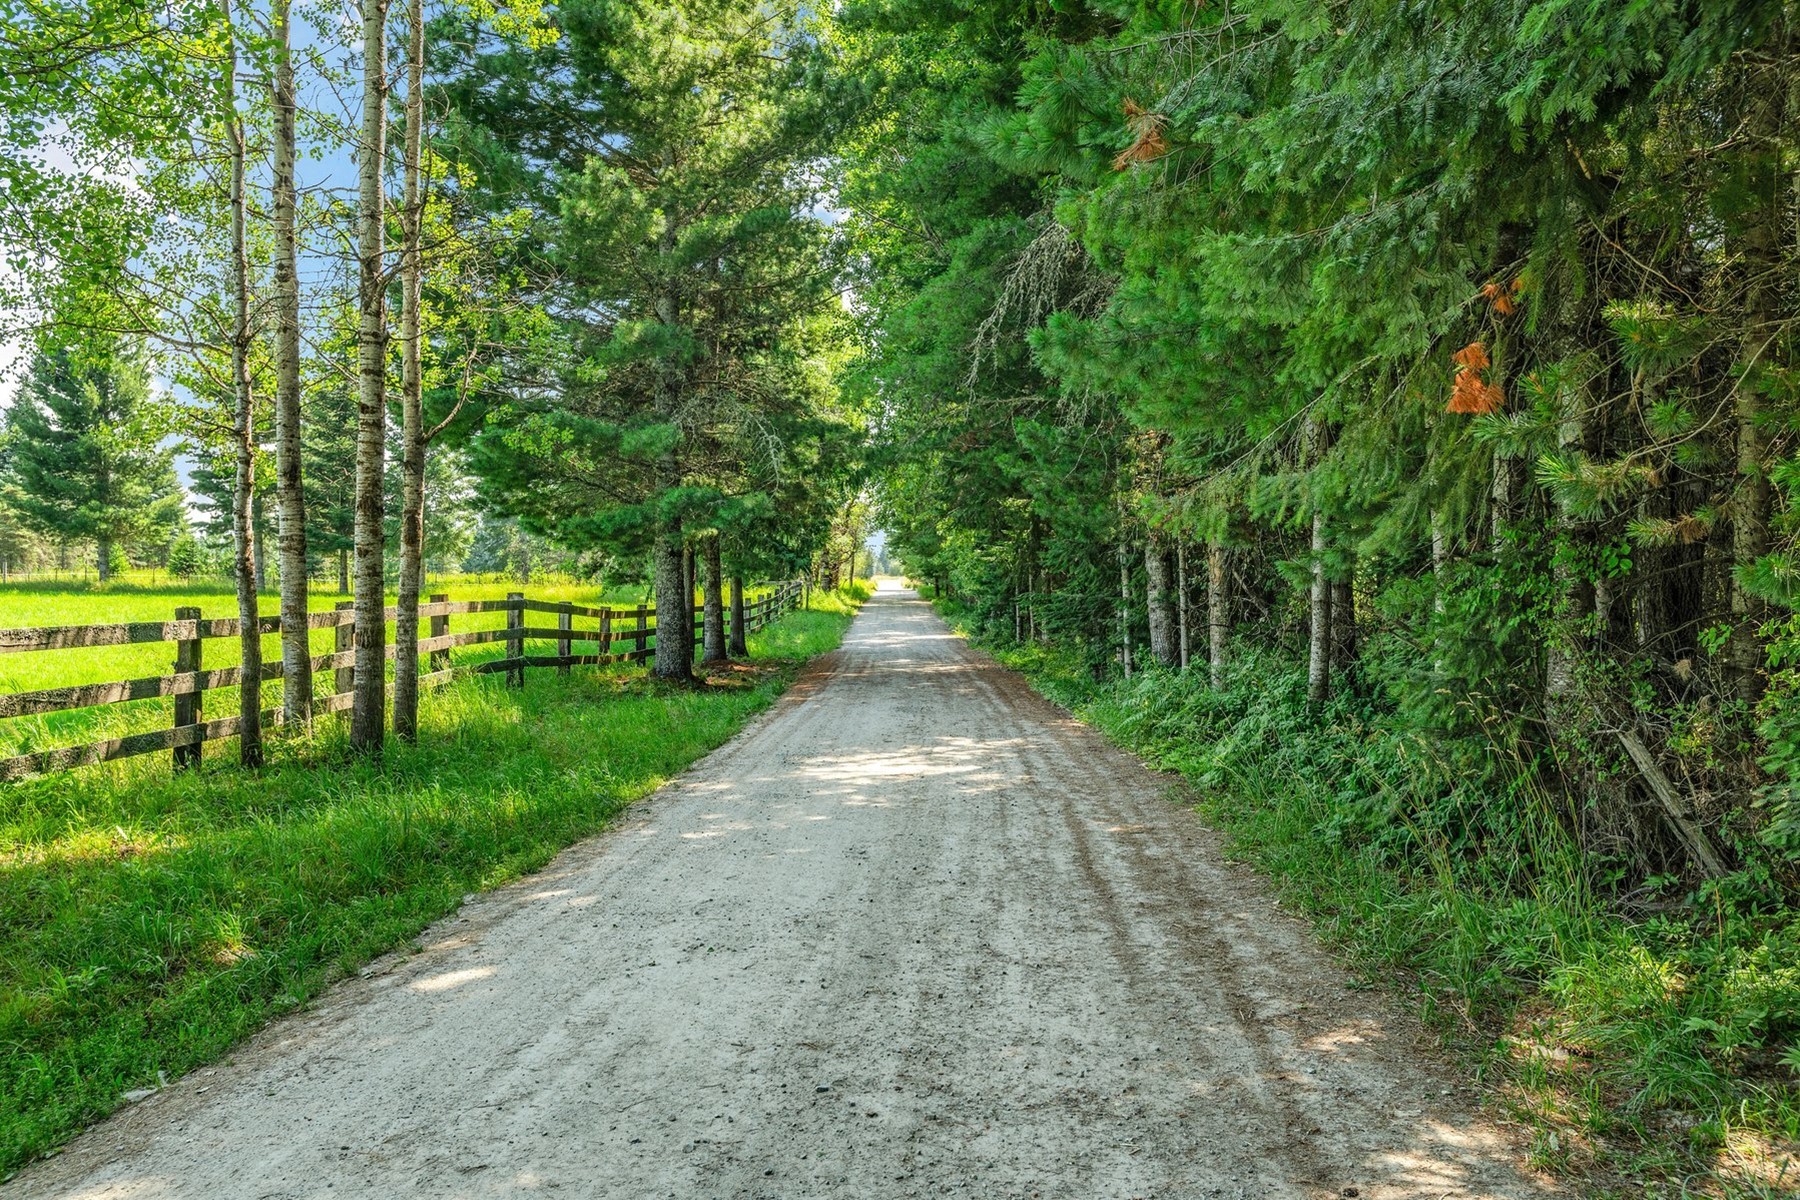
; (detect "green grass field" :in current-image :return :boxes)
[0,582,869,1177]
[0,573,796,762]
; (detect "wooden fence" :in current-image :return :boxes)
[0,580,805,783]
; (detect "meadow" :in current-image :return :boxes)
[0,572,793,763]
[0,581,869,1176]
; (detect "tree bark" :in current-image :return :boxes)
[1305,413,1332,704]
[393,0,427,743]
[729,575,747,657]
[1308,506,1332,704]
[338,548,349,595]
[647,190,693,682]
[349,0,390,752]
[1546,437,1595,728]
[1207,539,1228,688]
[225,0,263,767]
[1144,535,1178,666]
[1331,575,1357,671]
[652,529,691,680]
[1431,509,1448,610]
[251,492,267,591]
[1118,540,1133,679]
[1176,541,1189,670]
[1730,71,1785,703]
[1489,454,1515,550]
[682,543,696,658]
[702,534,727,663]
[96,536,111,582]
[271,0,311,725]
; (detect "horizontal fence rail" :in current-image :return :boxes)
[0,579,806,783]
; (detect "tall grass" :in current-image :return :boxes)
[935,596,1799,1198]
[0,586,862,1177]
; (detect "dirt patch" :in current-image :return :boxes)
[11,585,1556,1199]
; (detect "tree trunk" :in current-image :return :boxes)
[349,0,390,753]
[270,0,311,725]
[95,536,111,582]
[1305,413,1332,704]
[1547,448,1595,729]
[1331,575,1357,671]
[1730,70,1786,703]
[651,528,691,680]
[251,491,267,591]
[338,548,349,595]
[1207,539,1228,688]
[1431,509,1448,611]
[647,200,690,682]
[683,543,696,654]
[1176,542,1189,670]
[393,0,426,743]
[701,534,726,663]
[1118,541,1133,680]
[729,575,747,657]
[1308,506,1332,704]
[1490,454,1515,550]
[1144,536,1177,666]
[225,0,263,767]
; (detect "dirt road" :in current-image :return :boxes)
[13,584,1555,1199]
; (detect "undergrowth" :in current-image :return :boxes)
[0,585,864,1177]
[932,592,1800,1199]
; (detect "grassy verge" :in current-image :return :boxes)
[0,584,866,1177]
[927,590,1798,1199]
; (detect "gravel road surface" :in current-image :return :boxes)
[11,583,1555,1199]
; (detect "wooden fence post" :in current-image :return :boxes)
[172,605,202,770]
[557,600,572,675]
[429,593,450,674]
[634,603,648,659]
[334,600,354,701]
[507,591,524,687]
[599,607,613,660]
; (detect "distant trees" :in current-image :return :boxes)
[2,340,182,579]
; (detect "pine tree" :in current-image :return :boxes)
[448,0,851,680]
[3,339,182,579]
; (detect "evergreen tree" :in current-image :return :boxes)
[447,0,852,679]
[2,339,182,579]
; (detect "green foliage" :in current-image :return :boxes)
[445,0,864,572]
[1,339,183,574]
[164,533,205,579]
[854,5,1800,1182]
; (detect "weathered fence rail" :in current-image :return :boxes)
[0,580,805,783]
